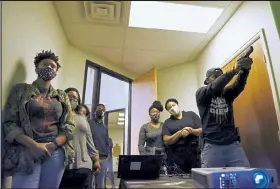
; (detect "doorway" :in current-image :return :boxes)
[222,39,280,179]
[82,60,132,155]
[104,108,125,173]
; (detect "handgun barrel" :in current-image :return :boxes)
[237,46,254,61]
[244,46,254,57]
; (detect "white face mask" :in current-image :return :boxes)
[169,105,180,116]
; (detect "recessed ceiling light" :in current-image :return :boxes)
[129,1,224,33]
[118,112,125,117]
[117,121,124,125]
[118,118,125,121]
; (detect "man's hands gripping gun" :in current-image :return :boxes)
[235,46,254,72]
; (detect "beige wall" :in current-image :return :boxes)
[2,1,136,108]
[157,62,199,121]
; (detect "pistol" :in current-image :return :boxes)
[237,46,254,62]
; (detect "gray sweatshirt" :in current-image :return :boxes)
[68,113,99,170]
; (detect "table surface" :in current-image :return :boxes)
[120,175,196,188]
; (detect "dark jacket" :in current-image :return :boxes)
[2,80,75,176]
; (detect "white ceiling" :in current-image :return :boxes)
[54,1,243,75]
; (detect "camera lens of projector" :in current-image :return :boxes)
[253,172,269,188]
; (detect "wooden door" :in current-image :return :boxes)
[222,39,280,178]
[131,67,157,154]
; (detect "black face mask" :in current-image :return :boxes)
[150,113,160,123]
[95,109,104,118]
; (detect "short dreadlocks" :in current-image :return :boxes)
[34,50,61,70]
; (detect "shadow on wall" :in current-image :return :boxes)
[1,59,27,188]
[3,59,28,104]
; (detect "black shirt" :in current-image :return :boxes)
[162,111,201,147]
[196,70,249,145]
[89,119,109,158]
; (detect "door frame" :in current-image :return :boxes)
[82,60,133,154]
[104,108,126,155]
[219,29,280,139]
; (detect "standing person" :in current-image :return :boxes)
[138,101,165,155]
[89,104,110,189]
[106,137,115,189]
[112,143,121,158]
[60,88,100,189]
[78,104,91,121]
[196,57,253,168]
[162,99,202,174]
[2,50,75,189]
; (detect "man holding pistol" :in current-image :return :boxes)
[196,48,253,168]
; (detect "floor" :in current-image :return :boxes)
[105,172,120,189]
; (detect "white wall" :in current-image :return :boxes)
[157,62,199,121]
[2,1,68,107]
[108,126,124,172]
[197,1,280,104]
[2,1,137,109]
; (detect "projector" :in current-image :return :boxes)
[192,167,278,189]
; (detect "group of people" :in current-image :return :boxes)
[138,55,253,173]
[2,50,115,189]
[2,48,253,189]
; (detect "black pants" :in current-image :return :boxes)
[168,145,200,174]
[60,168,92,189]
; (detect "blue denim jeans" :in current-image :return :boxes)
[201,141,250,168]
[107,158,115,188]
[12,148,65,189]
[92,158,108,189]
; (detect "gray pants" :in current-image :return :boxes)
[201,141,250,168]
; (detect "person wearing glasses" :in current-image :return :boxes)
[60,88,100,189]
[196,56,253,168]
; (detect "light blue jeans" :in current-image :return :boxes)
[201,141,250,168]
[92,158,108,189]
[12,149,65,189]
[107,158,115,188]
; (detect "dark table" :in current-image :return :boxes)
[119,175,196,189]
